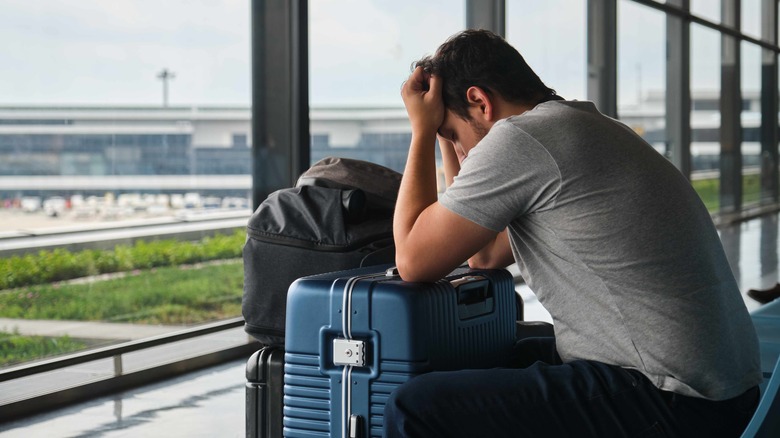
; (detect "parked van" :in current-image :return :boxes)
[21,196,42,213]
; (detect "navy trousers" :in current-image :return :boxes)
[384,337,759,438]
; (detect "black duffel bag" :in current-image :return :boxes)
[242,157,401,346]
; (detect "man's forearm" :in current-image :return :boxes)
[395,67,450,279]
[392,130,503,281]
[468,229,514,269]
[394,131,439,250]
[438,137,460,188]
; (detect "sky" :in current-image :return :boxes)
[0,0,766,108]
[0,0,251,106]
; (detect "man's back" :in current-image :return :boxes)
[440,100,762,400]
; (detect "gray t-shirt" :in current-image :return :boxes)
[440,100,762,400]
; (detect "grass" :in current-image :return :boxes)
[691,173,762,212]
[692,177,720,211]
[0,330,87,367]
[0,260,244,325]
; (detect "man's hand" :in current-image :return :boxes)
[401,66,444,137]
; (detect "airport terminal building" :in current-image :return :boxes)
[0,105,412,201]
[0,94,763,202]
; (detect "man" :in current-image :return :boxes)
[386,29,762,437]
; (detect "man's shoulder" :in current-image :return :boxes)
[500,100,614,140]
[510,100,599,122]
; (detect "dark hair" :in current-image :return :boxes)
[415,29,559,119]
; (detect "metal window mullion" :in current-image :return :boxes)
[587,0,618,118]
[631,0,780,55]
[719,0,742,213]
[466,0,506,36]
[250,0,310,210]
[760,0,779,204]
[291,0,310,187]
[666,0,691,178]
[251,0,266,211]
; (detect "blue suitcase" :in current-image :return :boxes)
[283,264,518,438]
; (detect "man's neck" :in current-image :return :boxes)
[492,100,537,122]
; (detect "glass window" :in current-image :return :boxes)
[0,1,251,370]
[617,0,666,154]
[690,24,722,211]
[742,41,762,207]
[741,0,762,40]
[309,0,464,173]
[690,0,721,25]
[505,0,587,101]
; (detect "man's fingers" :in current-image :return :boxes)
[427,72,441,97]
[410,66,425,81]
[412,67,430,93]
[401,67,426,97]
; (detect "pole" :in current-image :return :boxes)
[156,69,176,107]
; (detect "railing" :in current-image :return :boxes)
[0,317,258,421]
[0,316,246,382]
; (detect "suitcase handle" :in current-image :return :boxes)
[451,276,495,320]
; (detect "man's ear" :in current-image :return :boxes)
[465,86,493,121]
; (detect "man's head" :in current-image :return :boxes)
[414,29,558,121]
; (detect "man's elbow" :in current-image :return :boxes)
[468,253,509,270]
[394,254,440,283]
[395,256,425,282]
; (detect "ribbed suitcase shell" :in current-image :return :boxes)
[246,346,285,438]
[283,264,517,438]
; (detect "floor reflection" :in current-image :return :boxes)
[719,213,780,313]
[0,360,246,438]
[760,215,778,283]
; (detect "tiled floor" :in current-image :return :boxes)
[2,213,779,437]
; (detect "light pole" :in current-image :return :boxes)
[156,68,176,107]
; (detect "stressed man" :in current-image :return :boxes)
[386,29,761,437]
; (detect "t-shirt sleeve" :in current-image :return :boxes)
[439,120,561,232]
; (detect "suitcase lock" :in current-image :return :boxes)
[333,338,366,367]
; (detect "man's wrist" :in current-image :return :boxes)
[410,127,438,144]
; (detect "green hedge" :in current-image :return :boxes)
[0,230,245,291]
